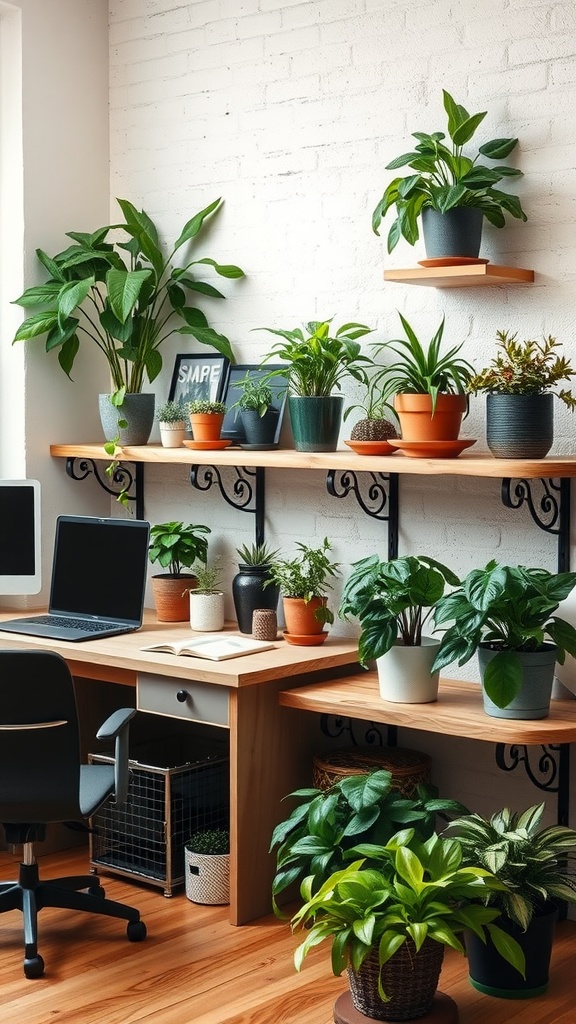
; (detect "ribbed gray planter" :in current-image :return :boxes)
[422,206,483,258]
[486,393,554,458]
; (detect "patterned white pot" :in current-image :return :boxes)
[159,422,187,448]
[189,591,225,631]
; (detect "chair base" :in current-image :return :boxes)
[0,858,146,977]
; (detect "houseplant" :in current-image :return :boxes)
[343,373,399,449]
[339,553,460,702]
[266,537,340,643]
[12,197,243,445]
[374,313,474,448]
[232,542,280,635]
[445,802,576,997]
[156,400,188,448]
[185,828,230,905]
[290,828,524,1021]
[188,562,225,631]
[467,329,576,458]
[259,319,374,451]
[188,399,227,443]
[148,520,211,622]
[432,560,576,718]
[371,89,527,257]
[230,372,281,447]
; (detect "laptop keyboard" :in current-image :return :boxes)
[20,615,114,632]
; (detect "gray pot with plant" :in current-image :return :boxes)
[432,560,576,719]
[259,319,374,452]
[185,829,230,905]
[468,329,576,458]
[156,399,188,448]
[230,372,281,447]
[445,802,576,998]
[372,89,527,258]
[340,553,459,702]
[266,537,340,643]
[148,521,211,622]
[232,542,280,634]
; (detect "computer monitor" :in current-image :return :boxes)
[0,479,41,595]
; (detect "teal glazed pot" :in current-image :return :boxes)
[421,206,483,258]
[486,393,553,458]
[99,392,155,446]
[288,395,344,452]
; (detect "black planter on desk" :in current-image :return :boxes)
[232,564,280,634]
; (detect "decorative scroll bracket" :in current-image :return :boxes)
[501,477,570,573]
[495,742,570,827]
[326,471,399,561]
[65,458,144,520]
[189,465,265,547]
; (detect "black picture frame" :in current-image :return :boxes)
[168,353,229,407]
[221,364,288,444]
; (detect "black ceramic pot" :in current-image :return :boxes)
[486,393,554,458]
[240,407,279,447]
[466,904,558,998]
[421,206,483,258]
[232,564,280,634]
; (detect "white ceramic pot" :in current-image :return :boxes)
[376,637,441,703]
[189,591,225,632]
[159,422,187,448]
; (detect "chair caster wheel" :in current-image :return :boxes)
[127,920,147,942]
[88,883,106,898]
[24,954,45,979]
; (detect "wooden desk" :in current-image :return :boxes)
[0,611,361,924]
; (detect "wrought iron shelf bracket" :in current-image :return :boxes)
[501,477,570,572]
[495,741,570,827]
[326,470,399,561]
[189,464,265,547]
[65,458,144,520]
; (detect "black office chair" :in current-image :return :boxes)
[0,650,146,978]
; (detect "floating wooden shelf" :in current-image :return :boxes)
[383,263,534,287]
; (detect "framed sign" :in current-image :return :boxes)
[168,354,229,407]
[221,364,288,444]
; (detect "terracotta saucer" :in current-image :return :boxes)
[344,440,397,455]
[388,438,477,459]
[283,630,328,646]
[183,439,232,451]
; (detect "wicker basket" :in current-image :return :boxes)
[347,940,444,1021]
[312,746,431,797]
[184,849,230,905]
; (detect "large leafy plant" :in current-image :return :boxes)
[12,197,244,395]
[148,521,210,577]
[259,319,374,397]
[290,829,525,998]
[432,561,576,709]
[340,554,460,665]
[445,802,576,930]
[266,537,340,625]
[468,330,576,409]
[372,89,527,252]
[270,769,467,911]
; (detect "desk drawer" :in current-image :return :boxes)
[137,673,229,728]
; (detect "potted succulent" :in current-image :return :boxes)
[259,319,374,451]
[432,560,576,719]
[188,399,227,443]
[374,312,475,449]
[185,828,230,905]
[371,89,527,257]
[266,537,340,644]
[188,562,225,631]
[156,400,188,448]
[339,554,459,702]
[230,372,281,447]
[467,329,576,458]
[343,372,399,452]
[290,828,524,1021]
[11,197,243,445]
[232,541,280,635]
[148,520,211,622]
[445,802,576,998]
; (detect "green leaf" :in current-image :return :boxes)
[486,924,526,978]
[193,257,245,279]
[57,277,94,322]
[482,650,522,708]
[479,137,519,160]
[106,268,152,323]
[13,311,59,341]
[176,323,235,362]
[12,283,62,308]
[451,111,486,147]
[174,198,222,250]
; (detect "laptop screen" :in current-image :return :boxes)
[50,516,150,623]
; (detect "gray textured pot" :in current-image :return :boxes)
[486,393,554,459]
[478,642,557,719]
[240,407,279,446]
[99,393,155,446]
[421,206,483,258]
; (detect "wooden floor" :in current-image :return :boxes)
[0,846,575,1024]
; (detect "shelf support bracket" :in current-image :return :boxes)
[189,465,265,546]
[65,458,144,520]
[326,471,399,560]
[495,741,570,827]
[501,477,570,572]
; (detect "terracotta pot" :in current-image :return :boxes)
[394,393,467,441]
[283,596,327,636]
[189,412,224,442]
[151,574,196,622]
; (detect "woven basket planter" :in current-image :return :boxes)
[185,847,230,905]
[313,746,431,798]
[347,940,444,1021]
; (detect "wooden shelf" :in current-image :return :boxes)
[383,263,534,287]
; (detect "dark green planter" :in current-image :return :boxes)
[466,905,558,998]
[99,392,155,446]
[478,642,557,720]
[288,395,343,452]
[421,206,483,258]
[486,393,554,458]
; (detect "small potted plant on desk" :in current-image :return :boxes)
[188,399,227,445]
[259,318,374,451]
[188,562,225,632]
[371,88,527,258]
[432,560,576,719]
[467,329,576,458]
[232,542,280,635]
[148,520,211,622]
[230,372,281,448]
[266,537,340,645]
[445,801,576,998]
[185,828,230,905]
[156,400,188,448]
[339,553,459,702]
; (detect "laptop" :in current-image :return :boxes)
[0,515,150,642]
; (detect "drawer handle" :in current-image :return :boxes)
[176,689,189,704]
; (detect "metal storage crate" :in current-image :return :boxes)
[89,736,229,896]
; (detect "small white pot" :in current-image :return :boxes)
[189,591,225,632]
[376,637,441,703]
[159,421,187,448]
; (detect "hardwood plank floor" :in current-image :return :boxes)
[0,845,574,1024]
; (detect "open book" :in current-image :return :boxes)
[141,633,276,661]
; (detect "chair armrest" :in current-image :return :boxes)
[96,708,136,807]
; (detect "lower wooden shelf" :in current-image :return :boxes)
[384,264,534,287]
